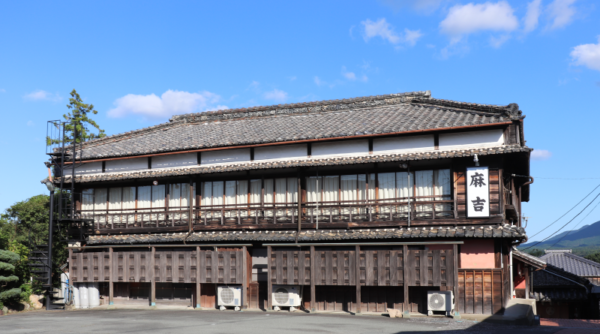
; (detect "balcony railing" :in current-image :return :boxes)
[77,196,455,231]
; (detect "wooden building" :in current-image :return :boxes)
[53,91,532,315]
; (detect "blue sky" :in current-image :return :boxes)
[1,0,599,241]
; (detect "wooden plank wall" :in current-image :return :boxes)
[269,250,311,285]
[456,169,501,217]
[70,250,244,285]
[457,269,503,315]
[406,250,454,287]
[314,250,354,286]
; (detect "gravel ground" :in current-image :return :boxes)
[0,310,565,334]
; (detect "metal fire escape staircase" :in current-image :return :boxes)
[33,121,94,310]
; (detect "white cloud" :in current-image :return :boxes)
[362,18,423,47]
[571,37,600,72]
[263,89,288,102]
[547,0,577,30]
[0,88,5,93]
[362,18,401,44]
[314,76,324,87]
[490,34,511,48]
[108,90,225,118]
[27,120,34,127]
[523,0,542,33]
[531,149,552,161]
[440,1,519,43]
[289,76,297,81]
[24,90,62,102]
[341,66,357,81]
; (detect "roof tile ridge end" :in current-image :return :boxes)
[411,97,522,119]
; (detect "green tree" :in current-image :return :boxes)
[585,251,600,264]
[47,89,106,145]
[0,249,21,305]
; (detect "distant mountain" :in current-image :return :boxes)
[519,220,600,256]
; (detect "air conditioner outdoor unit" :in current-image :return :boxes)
[427,291,454,316]
[217,285,242,311]
[272,285,302,311]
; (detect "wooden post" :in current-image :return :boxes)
[109,247,114,305]
[453,244,460,318]
[355,245,361,314]
[525,266,530,300]
[151,247,156,306]
[242,246,248,310]
[196,246,201,308]
[403,245,409,317]
[310,245,316,313]
[267,245,272,311]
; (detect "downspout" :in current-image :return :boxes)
[514,175,534,227]
[184,180,194,244]
[510,247,514,299]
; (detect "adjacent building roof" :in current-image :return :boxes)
[64,91,524,160]
[540,250,600,277]
[532,265,592,301]
[512,247,547,269]
[86,224,527,245]
[62,144,530,184]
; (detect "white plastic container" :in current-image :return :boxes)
[72,284,80,309]
[88,283,100,308]
[79,283,89,309]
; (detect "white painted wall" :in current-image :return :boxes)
[373,135,435,154]
[439,129,504,150]
[63,161,103,175]
[312,139,369,158]
[201,148,251,165]
[152,152,197,169]
[105,157,148,173]
[255,144,307,161]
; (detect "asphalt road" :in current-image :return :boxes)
[0,310,563,334]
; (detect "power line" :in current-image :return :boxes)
[513,174,600,180]
[527,183,600,240]
[523,190,600,250]
[545,201,600,250]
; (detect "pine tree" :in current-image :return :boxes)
[0,249,21,304]
[47,89,106,145]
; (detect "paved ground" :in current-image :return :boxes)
[0,309,571,334]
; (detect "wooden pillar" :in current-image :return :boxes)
[242,246,248,310]
[403,245,409,317]
[196,246,201,308]
[355,245,361,314]
[151,247,156,306]
[310,245,316,313]
[109,247,114,305]
[525,266,530,300]
[453,244,459,317]
[267,245,272,311]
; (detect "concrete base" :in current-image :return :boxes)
[504,299,537,326]
[453,311,461,319]
[402,311,411,318]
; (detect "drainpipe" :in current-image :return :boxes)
[510,247,514,299]
[184,180,194,244]
[514,175,534,227]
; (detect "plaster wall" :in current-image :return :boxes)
[373,135,435,154]
[439,129,504,150]
[105,158,148,173]
[152,152,197,169]
[460,239,495,268]
[255,144,307,161]
[201,148,251,165]
[63,161,103,175]
[311,139,369,158]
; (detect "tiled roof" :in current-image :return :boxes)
[531,264,593,301]
[63,91,523,160]
[540,250,600,277]
[531,288,588,302]
[59,144,530,183]
[86,224,527,245]
[512,247,546,269]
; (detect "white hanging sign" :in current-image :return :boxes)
[466,166,490,218]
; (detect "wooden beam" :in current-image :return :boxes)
[242,246,248,310]
[355,245,361,314]
[267,245,272,311]
[310,245,316,313]
[109,247,114,305]
[151,247,156,306]
[196,246,201,308]
[403,245,409,317]
[453,244,459,317]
